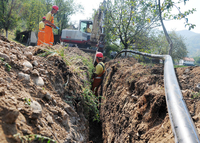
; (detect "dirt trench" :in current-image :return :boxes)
[98,58,200,143]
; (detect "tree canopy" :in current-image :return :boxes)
[0,0,83,37]
[103,0,196,55]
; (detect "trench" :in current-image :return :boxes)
[89,115,103,143]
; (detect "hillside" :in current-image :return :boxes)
[1,35,200,143]
[176,30,200,57]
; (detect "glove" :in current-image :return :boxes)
[56,26,60,30]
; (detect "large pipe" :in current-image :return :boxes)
[115,50,200,143]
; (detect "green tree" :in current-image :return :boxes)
[104,0,160,51]
[154,31,188,63]
[103,0,195,54]
[194,57,200,66]
[158,0,196,56]
[21,0,47,31]
[54,0,83,35]
[0,0,22,37]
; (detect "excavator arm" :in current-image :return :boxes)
[90,0,106,54]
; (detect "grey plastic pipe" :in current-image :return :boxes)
[114,50,200,143]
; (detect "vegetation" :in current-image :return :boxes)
[81,86,100,122]
[154,31,188,63]
[194,57,200,66]
[13,133,57,143]
[0,0,83,38]
[103,0,195,56]
[0,57,12,71]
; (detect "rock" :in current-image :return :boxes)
[184,69,190,73]
[37,87,46,98]
[32,60,38,67]
[18,72,30,82]
[64,104,78,117]
[31,110,42,119]
[24,52,33,60]
[45,92,52,100]
[192,116,199,122]
[23,60,33,69]
[32,76,44,86]
[22,67,31,74]
[131,94,138,101]
[32,69,39,76]
[194,83,200,92]
[10,54,17,60]
[5,109,19,124]
[46,114,54,125]
[54,115,62,122]
[30,101,42,112]
[0,52,10,62]
[62,113,70,130]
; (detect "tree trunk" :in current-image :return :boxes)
[158,0,173,56]
[6,29,8,38]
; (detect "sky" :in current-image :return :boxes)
[70,0,200,34]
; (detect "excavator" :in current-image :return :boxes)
[60,0,106,54]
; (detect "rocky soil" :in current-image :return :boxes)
[0,34,200,143]
[100,58,200,143]
[0,35,94,143]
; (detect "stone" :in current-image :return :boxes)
[46,114,54,125]
[64,104,78,117]
[31,110,42,119]
[5,109,19,124]
[45,92,52,100]
[18,72,30,82]
[195,83,200,92]
[32,69,39,76]
[32,60,38,67]
[32,76,44,86]
[30,101,42,112]
[0,52,10,62]
[24,52,33,60]
[184,69,190,73]
[22,67,31,74]
[10,54,17,60]
[23,61,33,69]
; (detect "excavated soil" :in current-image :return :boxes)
[100,58,200,143]
[0,34,200,143]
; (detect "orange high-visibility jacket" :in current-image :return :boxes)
[44,12,54,46]
[37,21,45,46]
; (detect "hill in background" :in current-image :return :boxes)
[175,30,200,57]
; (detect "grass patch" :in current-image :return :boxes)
[174,65,187,68]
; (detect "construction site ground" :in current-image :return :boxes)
[0,35,200,143]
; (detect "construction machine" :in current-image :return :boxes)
[60,0,106,54]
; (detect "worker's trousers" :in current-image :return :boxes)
[92,78,103,97]
[37,30,45,46]
[44,26,54,46]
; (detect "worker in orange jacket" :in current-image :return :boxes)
[91,52,105,97]
[37,16,46,46]
[44,5,60,46]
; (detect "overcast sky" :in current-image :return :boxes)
[70,0,200,33]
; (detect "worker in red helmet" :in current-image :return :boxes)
[37,16,46,46]
[44,5,60,46]
[91,52,105,97]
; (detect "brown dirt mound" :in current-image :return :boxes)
[0,35,94,143]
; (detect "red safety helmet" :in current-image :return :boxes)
[42,16,46,19]
[52,5,59,11]
[96,52,103,58]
